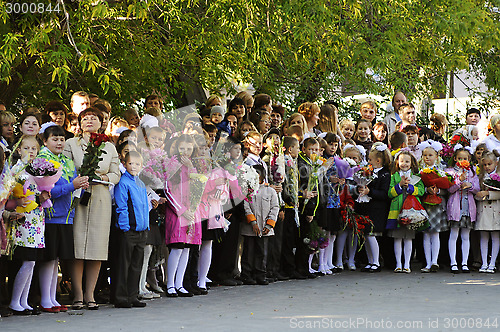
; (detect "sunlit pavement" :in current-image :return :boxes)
[1,270,499,331]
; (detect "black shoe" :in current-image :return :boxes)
[290,272,307,280]
[114,301,132,308]
[131,300,147,308]
[220,278,238,286]
[275,273,290,281]
[266,277,275,283]
[369,265,382,273]
[176,288,194,297]
[256,278,269,285]
[243,278,257,285]
[360,265,372,272]
[197,287,208,295]
[10,308,32,316]
[234,278,243,286]
[30,306,41,315]
[166,287,178,298]
[307,273,318,279]
[185,286,201,296]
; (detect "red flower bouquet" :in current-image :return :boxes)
[419,168,453,205]
[339,185,373,249]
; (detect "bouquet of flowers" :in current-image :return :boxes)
[353,165,377,203]
[484,173,500,191]
[140,149,181,189]
[270,142,286,206]
[80,133,109,180]
[235,163,259,203]
[72,133,109,208]
[339,184,373,249]
[457,160,470,170]
[301,153,328,214]
[25,158,62,209]
[440,143,454,166]
[303,220,329,254]
[398,195,429,231]
[419,167,453,205]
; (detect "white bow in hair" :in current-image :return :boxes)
[317,132,327,139]
[418,139,443,153]
[454,143,474,154]
[373,143,388,152]
[39,121,57,134]
[342,143,366,157]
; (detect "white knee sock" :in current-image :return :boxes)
[423,233,431,268]
[449,227,459,266]
[480,231,490,268]
[490,232,500,269]
[140,245,153,293]
[394,239,402,269]
[326,234,336,269]
[430,232,440,266]
[335,231,348,267]
[461,228,470,266]
[167,248,182,290]
[174,248,190,290]
[403,239,412,270]
[10,261,35,311]
[366,236,379,266]
[198,240,212,289]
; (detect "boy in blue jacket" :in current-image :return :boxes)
[114,151,149,308]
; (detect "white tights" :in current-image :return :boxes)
[423,232,440,268]
[166,247,190,292]
[39,259,60,309]
[325,233,336,269]
[449,227,470,266]
[198,240,212,289]
[10,260,35,311]
[335,230,357,267]
[394,238,412,269]
[365,236,380,266]
[480,231,500,269]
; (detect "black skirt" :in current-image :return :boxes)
[146,209,162,246]
[43,223,75,261]
[317,207,342,233]
[201,219,225,242]
[13,246,44,261]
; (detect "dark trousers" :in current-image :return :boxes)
[184,244,199,289]
[280,208,300,276]
[241,235,269,281]
[209,209,241,280]
[267,209,284,277]
[296,214,312,275]
[115,230,147,304]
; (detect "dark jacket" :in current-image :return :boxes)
[355,166,391,233]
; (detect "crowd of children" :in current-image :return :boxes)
[0,91,499,318]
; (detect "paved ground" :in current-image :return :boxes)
[1,270,500,332]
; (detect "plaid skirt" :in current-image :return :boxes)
[424,201,449,233]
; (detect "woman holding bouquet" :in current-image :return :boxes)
[38,124,89,312]
[64,108,121,310]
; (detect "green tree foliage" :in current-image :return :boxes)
[0,0,499,111]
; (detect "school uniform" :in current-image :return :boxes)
[114,171,149,305]
[240,184,279,283]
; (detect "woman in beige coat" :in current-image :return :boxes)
[64,107,121,310]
